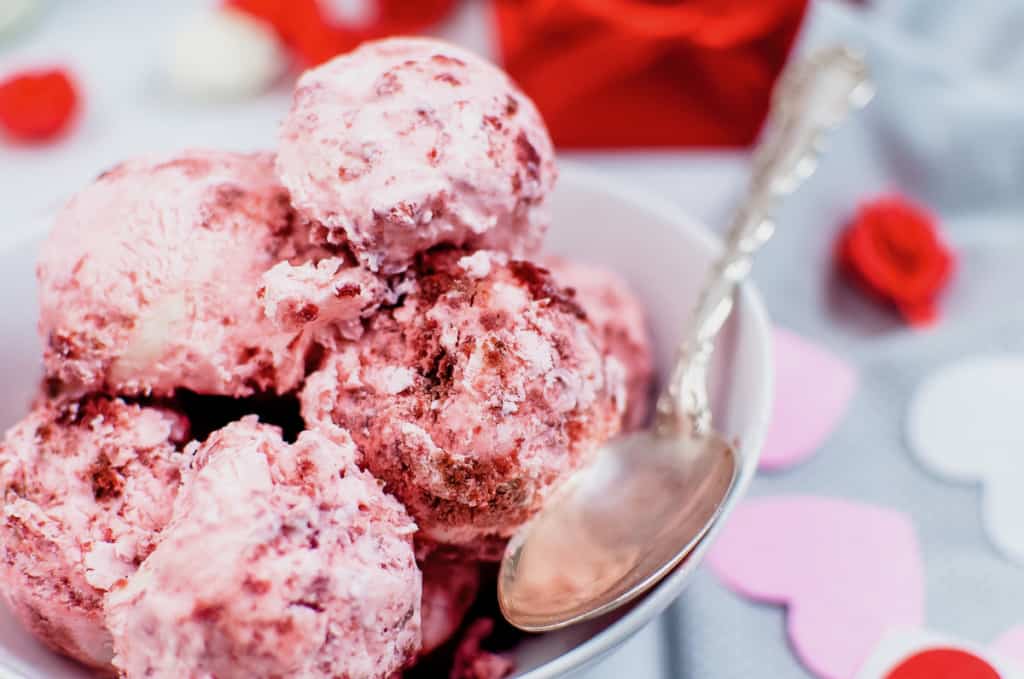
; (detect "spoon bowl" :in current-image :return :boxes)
[499,431,736,631]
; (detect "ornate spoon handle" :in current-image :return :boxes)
[657,46,874,435]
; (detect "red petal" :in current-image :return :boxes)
[885,648,1000,679]
[836,194,956,326]
[898,299,939,327]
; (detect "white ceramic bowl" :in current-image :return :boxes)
[0,163,772,678]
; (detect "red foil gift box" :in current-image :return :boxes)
[493,0,809,148]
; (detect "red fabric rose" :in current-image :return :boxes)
[0,68,79,143]
[227,0,457,67]
[886,648,1000,679]
[493,0,808,148]
[837,195,955,327]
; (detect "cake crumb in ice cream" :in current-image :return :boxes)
[259,254,392,345]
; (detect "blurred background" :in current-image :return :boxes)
[1,0,802,233]
[3,1,1024,678]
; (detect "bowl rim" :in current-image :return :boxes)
[519,161,773,679]
[1,162,772,679]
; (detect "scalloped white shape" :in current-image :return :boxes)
[907,355,1024,564]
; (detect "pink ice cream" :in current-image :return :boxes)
[106,418,421,679]
[259,252,392,348]
[277,37,557,274]
[37,150,385,398]
[545,256,655,431]
[420,558,480,656]
[0,396,188,671]
[302,250,624,559]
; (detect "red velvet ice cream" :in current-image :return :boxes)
[0,396,188,670]
[37,150,384,398]
[302,250,624,559]
[10,32,660,679]
[277,38,557,274]
[106,418,421,679]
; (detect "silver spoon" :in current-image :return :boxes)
[498,46,874,632]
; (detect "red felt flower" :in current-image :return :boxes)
[0,68,79,143]
[885,648,1000,679]
[227,0,457,67]
[837,195,955,327]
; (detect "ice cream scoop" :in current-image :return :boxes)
[106,418,421,679]
[302,250,623,559]
[0,396,188,670]
[37,150,384,399]
[277,37,557,274]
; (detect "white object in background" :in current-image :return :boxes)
[164,8,287,101]
[906,355,1024,564]
[0,0,39,39]
[855,628,1024,678]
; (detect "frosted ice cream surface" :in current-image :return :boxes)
[277,38,557,274]
[0,396,188,670]
[106,418,421,679]
[302,250,625,559]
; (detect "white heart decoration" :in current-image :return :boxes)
[906,355,1024,564]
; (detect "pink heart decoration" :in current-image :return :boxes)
[994,627,1024,667]
[707,496,925,679]
[759,328,858,471]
